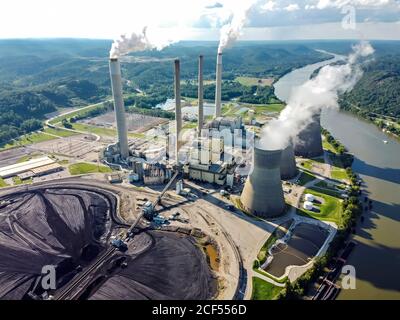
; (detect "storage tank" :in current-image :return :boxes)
[280,142,298,180]
[294,113,323,158]
[240,144,286,218]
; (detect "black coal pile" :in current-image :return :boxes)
[89,231,217,300]
[0,187,113,299]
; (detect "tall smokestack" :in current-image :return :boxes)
[198,55,204,136]
[294,112,323,158]
[174,59,182,162]
[240,144,286,218]
[109,58,129,159]
[214,52,222,118]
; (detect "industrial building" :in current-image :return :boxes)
[294,112,324,158]
[240,144,286,218]
[0,157,62,180]
[103,54,242,188]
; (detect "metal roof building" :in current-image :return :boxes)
[0,157,55,178]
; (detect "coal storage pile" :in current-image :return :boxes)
[0,187,114,300]
[89,230,217,300]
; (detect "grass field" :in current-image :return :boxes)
[297,171,316,185]
[48,102,109,125]
[249,103,285,115]
[331,169,348,180]
[235,76,274,87]
[69,162,113,175]
[251,277,283,300]
[298,188,343,224]
[322,139,337,154]
[12,176,33,186]
[71,123,116,137]
[0,178,8,188]
[300,160,313,170]
[0,132,58,151]
[43,127,78,137]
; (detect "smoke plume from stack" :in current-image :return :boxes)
[218,0,258,53]
[260,41,374,150]
[110,27,175,58]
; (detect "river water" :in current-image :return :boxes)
[274,55,400,299]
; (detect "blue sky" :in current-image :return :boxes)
[0,0,399,40]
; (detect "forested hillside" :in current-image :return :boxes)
[340,54,400,117]
[0,39,333,145]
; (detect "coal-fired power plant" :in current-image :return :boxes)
[174,59,182,161]
[294,112,324,158]
[198,55,204,136]
[280,142,298,180]
[214,53,222,118]
[240,144,286,218]
[109,58,129,159]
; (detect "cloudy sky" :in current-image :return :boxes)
[0,0,399,40]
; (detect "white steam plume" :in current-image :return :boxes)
[260,41,375,150]
[110,27,175,59]
[218,0,258,53]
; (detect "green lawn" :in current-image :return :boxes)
[235,76,274,87]
[0,178,8,188]
[48,102,108,125]
[300,160,313,170]
[297,188,343,224]
[322,139,337,154]
[251,277,283,300]
[12,176,33,186]
[331,169,348,181]
[0,132,58,151]
[250,103,285,115]
[43,127,78,137]
[297,171,316,186]
[71,123,117,137]
[69,162,113,175]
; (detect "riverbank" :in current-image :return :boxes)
[274,52,400,299]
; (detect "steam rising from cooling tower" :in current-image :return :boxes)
[259,41,375,152]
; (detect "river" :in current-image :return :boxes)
[274,54,400,299]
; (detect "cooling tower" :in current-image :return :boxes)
[281,142,298,180]
[214,53,222,118]
[240,145,286,218]
[174,59,182,160]
[198,55,204,136]
[294,113,323,158]
[109,58,129,159]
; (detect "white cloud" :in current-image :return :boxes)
[260,0,278,11]
[315,0,394,9]
[284,3,301,11]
